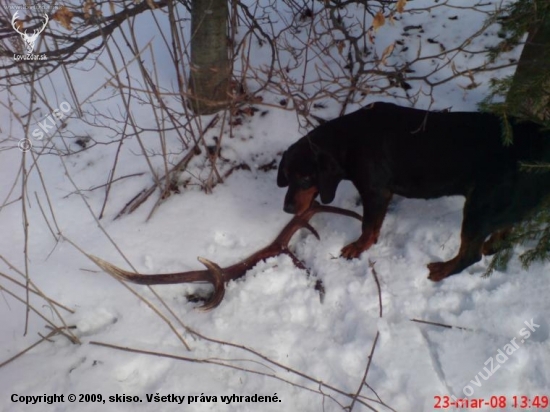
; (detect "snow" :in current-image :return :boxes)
[1,1,550,411]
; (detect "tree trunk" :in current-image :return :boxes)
[189,0,231,114]
[507,7,550,121]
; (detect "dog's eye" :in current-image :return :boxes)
[298,176,314,189]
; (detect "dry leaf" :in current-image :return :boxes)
[368,29,375,44]
[84,0,103,18]
[52,6,73,30]
[146,0,157,10]
[109,1,115,14]
[13,18,23,31]
[380,43,395,65]
[396,0,407,14]
[337,40,345,56]
[83,0,93,19]
[373,11,385,31]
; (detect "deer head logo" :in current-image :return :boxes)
[12,12,49,54]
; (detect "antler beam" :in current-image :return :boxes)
[91,202,361,310]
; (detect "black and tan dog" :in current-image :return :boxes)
[277,102,550,281]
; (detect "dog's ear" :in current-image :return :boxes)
[277,151,289,187]
[317,152,344,204]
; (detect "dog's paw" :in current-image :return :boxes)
[427,261,454,281]
[340,241,366,260]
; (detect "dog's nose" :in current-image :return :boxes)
[283,203,295,214]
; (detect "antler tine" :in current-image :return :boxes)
[89,255,214,285]
[302,222,320,240]
[89,255,226,310]
[308,201,363,222]
[196,257,226,311]
[276,202,360,243]
[282,250,309,272]
[90,255,137,281]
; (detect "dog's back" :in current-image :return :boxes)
[311,102,549,198]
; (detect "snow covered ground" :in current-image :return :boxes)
[1,1,549,411]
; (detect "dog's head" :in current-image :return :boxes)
[277,137,344,215]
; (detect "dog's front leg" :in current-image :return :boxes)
[341,189,392,259]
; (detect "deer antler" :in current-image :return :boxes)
[35,13,49,36]
[11,12,25,36]
[11,12,48,35]
[91,202,362,310]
